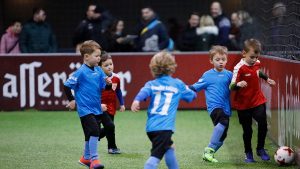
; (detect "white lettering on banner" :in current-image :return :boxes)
[118,71,131,97]
[20,62,42,107]
[38,73,52,97]
[53,72,67,97]
[3,73,18,98]
[2,61,131,109]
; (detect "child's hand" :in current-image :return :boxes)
[105,77,112,85]
[120,105,125,112]
[267,78,276,86]
[131,101,140,112]
[101,104,107,112]
[66,100,76,110]
[237,81,247,88]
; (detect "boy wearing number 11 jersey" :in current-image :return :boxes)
[131,52,196,169]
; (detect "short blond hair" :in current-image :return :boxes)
[209,45,228,60]
[79,40,102,57]
[200,15,215,27]
[149,52,177,77]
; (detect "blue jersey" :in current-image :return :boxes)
[134,75,196,132]
[64,64,106,117]
[191,69,232,116]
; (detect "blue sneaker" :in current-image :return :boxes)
[244,152,256,163]
[256,149,270,161]
[108,148,121,154]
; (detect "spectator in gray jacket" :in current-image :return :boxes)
[20,7,57,53]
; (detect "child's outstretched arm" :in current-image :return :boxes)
[230,65,247,90]
[131,100,140,112]
[229,81,247,90]
[116,88,125,112]
[259,70,276,86]
[131,85,151,112]
[64,85,76,110]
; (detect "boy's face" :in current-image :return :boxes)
[242,47,259,66]
[210,53,227,72]
[84,49,101,67]
[100,58,114,75]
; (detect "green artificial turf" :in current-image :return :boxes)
[0,110,297,169]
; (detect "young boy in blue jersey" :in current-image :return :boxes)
[64,40,110,169]
[189,45,232,163]
[131,51,197,169]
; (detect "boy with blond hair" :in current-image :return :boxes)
[230,39,275,163]
[131,52,196,169]
[64,40,109,169]
[189,45,233,163]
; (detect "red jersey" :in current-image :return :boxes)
[231,59,266,110]
[101,73,123,115]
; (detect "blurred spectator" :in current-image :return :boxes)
[195,15,218,51]
[166,17,182,47]
[102,19,134,52]
[73,3,114,52]
[20,8,57,53]
[236,10,260,49]
[0,20,22,54]
[177,12,200,51]
[228,12,241,50]
[134,7,170,52]
[210,1,231,47]
[270,2,286,46]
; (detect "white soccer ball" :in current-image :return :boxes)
[274,146,295,165]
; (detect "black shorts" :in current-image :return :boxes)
[80,114,101,141]
[210,108,230,126]
[147,130,173,159]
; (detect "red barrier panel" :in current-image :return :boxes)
[0,53,241,111]
[1,53,300,164]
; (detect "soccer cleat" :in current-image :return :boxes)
[90,159,104,169]
[203,147,218,163]
[108,148,121,154]
[244,152,256,163]
[78,156,91,168]
[256,149,270,161]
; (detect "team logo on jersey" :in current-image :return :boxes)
[112,83,117,91]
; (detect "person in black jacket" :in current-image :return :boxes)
[102,19,134,52]
[73,4,113,52]
[177,12,200,51]
[19,7,57,53]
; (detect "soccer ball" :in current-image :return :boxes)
[274,146,295,165]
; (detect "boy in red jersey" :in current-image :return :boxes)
[99,51,125,154]
[230,39,276,163]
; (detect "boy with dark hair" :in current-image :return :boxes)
[99,51,125,154]
[189,45,232,162]
[230,38,276,163]
[64,40,109,169]
[131,51,196,169]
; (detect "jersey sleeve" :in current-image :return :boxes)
[134,82,152,101]
[64,70,81,89]
[99,69,107,89]
[231,65,241,84]
[180,84,197,103]
[190,74,208,92]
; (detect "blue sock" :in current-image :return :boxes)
[164,148,179,169]
[89,136,100,161]
[144,156,160,169]
[208,123,225,152]
[83,141,90,159]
